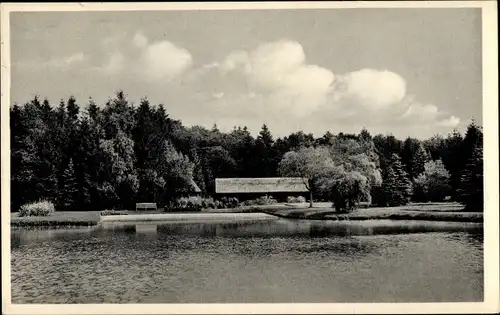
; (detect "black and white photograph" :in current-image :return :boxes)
[1,2,498,314]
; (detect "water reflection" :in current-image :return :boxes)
[99,219,483,238]
[11,218,483,303]
[12,219,483,248]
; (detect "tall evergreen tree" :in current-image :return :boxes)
[412,143,430,178]
[458,143,483,211]
[255,124,278,177]
[58,159,78,210]
[382,154,413,206]
[441,129,464,200]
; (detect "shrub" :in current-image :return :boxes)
[18,200,55,217]
[216,197,240,209]
[201,197,216,209]
[286,196,297,203]
[286,196,307,203]
[243,195,278,206]
[296,196,306,203]
[168,196,217,211]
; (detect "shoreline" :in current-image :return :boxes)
[264,209,483,223]
[9,203,483,227]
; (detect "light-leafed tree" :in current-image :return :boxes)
[413,159,451,202]
[278,147,335,208]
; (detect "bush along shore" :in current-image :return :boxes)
[11,211,101,227]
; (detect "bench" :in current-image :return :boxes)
[135,203,157,211]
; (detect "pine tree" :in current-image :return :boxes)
[440,129,464,200]
[412,143,430,177]
[256,124,278,177]
[458,144,483,211]
[87,98,100,122]
[382,154,413,206]
[10,104,26,211]
[359,128,372,142]
[59,159,78,210]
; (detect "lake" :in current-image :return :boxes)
[11,218,483,303]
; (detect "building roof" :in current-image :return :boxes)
[215,177,308,194]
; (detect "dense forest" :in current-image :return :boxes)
[10,91,484,212]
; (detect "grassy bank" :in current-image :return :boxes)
[10,202,482,227]
[263,203,483,223]
[10,211,101,227]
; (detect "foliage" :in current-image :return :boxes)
[456,122,483,211]
[286,196,307,203]
[242,195,278,206]
[10,91,483,212]
[319,137,381,212]
[168,196,217,211]
[216,197,240,209]
[328,170,370,213]
[18,200,55,217]
[381,154,413,206]
[278,146,334,207]
[458,144,483,211]
[58,159,78,210]
[413,159,452,202]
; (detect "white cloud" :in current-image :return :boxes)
[133,32,148,49]
[219,40,334,116]
[403,102,439,120]
[181,40,461,138]
[221,51,250,73]
[335,69,406,108]
[137,41,193,81]
[90,37,461,138]
[99,32,192,82]
[437,116,461,127]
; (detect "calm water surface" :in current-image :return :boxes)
[11,219,483,303]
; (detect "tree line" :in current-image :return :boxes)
[10,91,484,212]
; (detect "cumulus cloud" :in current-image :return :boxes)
[181,39,460,137]
[216,40,334,116]
[137,41,193,81]
[403,102,439,120]
[99,32,193,82]
[91,36,460,138]
[335,69,406,108]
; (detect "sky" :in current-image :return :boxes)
[10,8,482,139]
